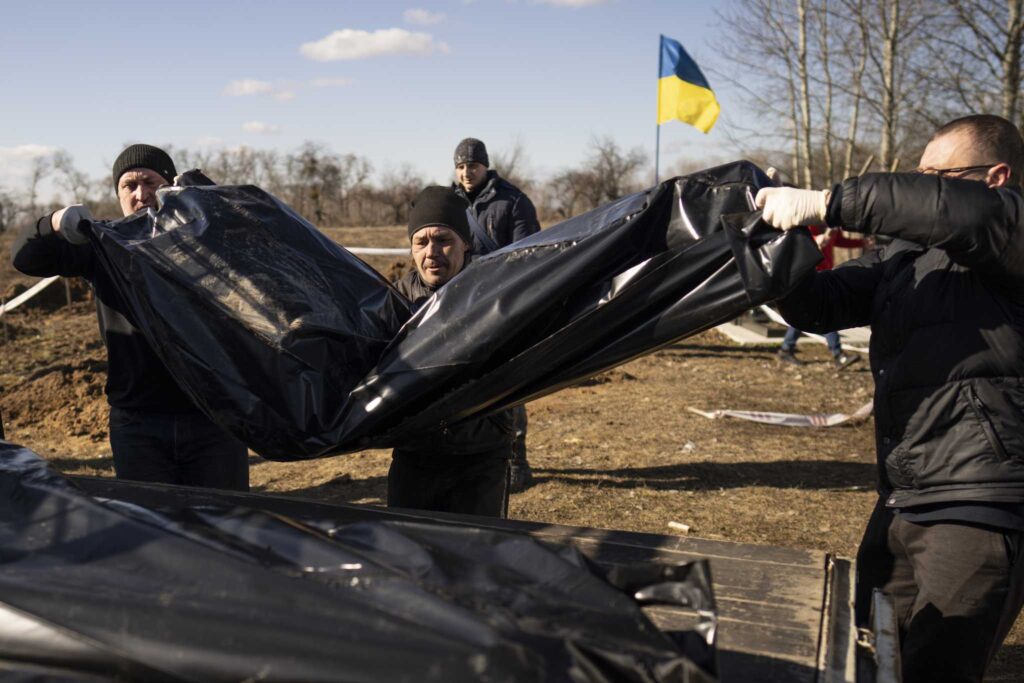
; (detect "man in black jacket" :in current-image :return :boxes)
[452,137,541,491]
[389,185,515,517]
[11,144,249,491]
[757,115,1024,683]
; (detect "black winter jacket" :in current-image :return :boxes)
[453,171,540,254]
[779,174,1024,508]
[391,269,515,457]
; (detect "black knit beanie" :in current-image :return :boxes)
[112,144,177,189]
[408,186,472,245]
[453,138,489,167]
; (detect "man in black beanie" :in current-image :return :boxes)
[452,137,541,492]
[388,186,515,517]
[11,143,249,491]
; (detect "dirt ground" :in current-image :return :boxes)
[1,225,1021,680]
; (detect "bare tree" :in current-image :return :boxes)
[52,151,92,201]
[840,0,872,177]
[931,0,1024,123]
[815,1,835,184]
[491,137,533,191]
[377,165,424,225]
[584,136,647,206]
[797,0,815,187]
[25,153,54,216]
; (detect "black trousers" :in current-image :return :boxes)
[855,496,1024,683]
[109,407,249,491]
[387,447,511,518]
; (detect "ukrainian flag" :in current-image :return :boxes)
[657,35,720,133]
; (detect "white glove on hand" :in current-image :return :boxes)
[51,204,93,244]
[754,187,829,230]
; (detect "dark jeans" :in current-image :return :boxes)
[781,327,841,355]
[855,497,1024,683]
[511,405,528,466]
[388,447,511,518]
[109,407,249,491]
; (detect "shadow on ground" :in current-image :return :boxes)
[263,474,388,504]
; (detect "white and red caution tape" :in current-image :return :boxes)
[687,401,873,427]
[0,276,60,317]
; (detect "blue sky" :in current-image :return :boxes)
[0,0,748,199]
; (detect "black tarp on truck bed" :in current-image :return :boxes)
[0,441,717,683]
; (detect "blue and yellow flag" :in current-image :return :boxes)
[657,35,720,133]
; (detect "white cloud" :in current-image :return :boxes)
[224,79,274,96]
[0,144,59,160]
[403,8,446,24]
[273,90,296,101]
[242,121,281,135]
[532,0,607,5]
[310,77,355,87]
[300,28,449,61]
[0,145,60,191]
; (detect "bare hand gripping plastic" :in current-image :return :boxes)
[0,441,719,682]
[85,162,820,458]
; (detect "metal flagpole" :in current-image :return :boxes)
[655,124,660,186]
[655,35,662,186]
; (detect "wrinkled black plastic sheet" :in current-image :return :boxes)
[0,441,717,682]
[87,162,819,458]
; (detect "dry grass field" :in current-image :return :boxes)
[1,225,1021,680]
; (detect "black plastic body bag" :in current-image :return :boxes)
[86,162,820,458]
[0,441,718,683]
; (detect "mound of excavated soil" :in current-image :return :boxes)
[1,352,108,440]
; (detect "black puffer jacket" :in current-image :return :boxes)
[391,269,515,456]
[779,174,1024,508]
[453,171,540,253]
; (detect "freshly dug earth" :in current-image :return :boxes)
[1,226,1021,680]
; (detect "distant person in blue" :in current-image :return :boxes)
[451,138,541,492]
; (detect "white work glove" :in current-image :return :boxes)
[754,187,830,230]
[50,204,93,244]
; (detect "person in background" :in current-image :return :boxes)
[389,185,516,517]
[452,137,541,492]
[10,144,249,491]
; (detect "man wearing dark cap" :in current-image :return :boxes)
[388,185,515,517]
[452,137,541,491]
[11,143,249,491]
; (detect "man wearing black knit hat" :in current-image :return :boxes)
[452,137,541,492]
[388,185,515,517]
[11,144,249,491]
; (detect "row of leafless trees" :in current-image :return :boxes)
[719,0,1024,187]
[5,2,1016,229]
[0,137,651,232]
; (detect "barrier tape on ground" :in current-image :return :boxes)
[0,276,60,317]
[759,305,870,354]
[687,401,873,427]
